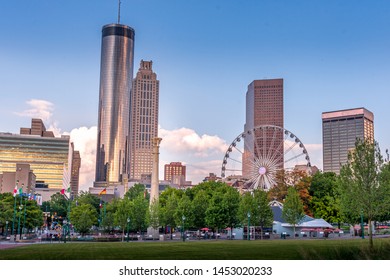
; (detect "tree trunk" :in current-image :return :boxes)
[368,219,373,250]
[122,228,125,242]
[260,225,263,240]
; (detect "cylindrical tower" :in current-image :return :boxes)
[95,24,135,184]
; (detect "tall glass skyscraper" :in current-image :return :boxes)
[95,24,135,185]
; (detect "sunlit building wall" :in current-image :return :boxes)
[129,60,159,180]
[70,146,81,194]
[243,79,284,178]
[322,107,374,174]
[0,121,72,191]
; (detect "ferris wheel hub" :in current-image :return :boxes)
[258,166,267,175]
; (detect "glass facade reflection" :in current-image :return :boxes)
[322,108,374,174]
[95,24,135,184]
[0,133,70,189]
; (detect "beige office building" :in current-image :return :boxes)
[322,107,374,174]
[129,60,159,180]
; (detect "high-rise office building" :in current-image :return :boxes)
[322,107,374,174]
[95,23,135,186]
[164,162,186,186]
[70,148,81,195]
[0,119,76,199]
[243,79,284,178]
[0,163,36,194]
[129,60,159,180]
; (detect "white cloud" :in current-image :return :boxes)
[159,126,228,157]
[158,126,229,184]
[14,99,54,122]
[14,99,62,136]
[69,126,97,192]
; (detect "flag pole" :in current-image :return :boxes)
[11,181,18,240]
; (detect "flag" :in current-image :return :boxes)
[13,186,18,197]
[99,188,107,195]
[60,189,65,195]
[36,195,42,206]
[67,187,71,193]
[18,188,23,195]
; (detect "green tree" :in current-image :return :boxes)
[0,193,17,235]
[125,183,149,201]
[69,204,97,236]
[268,170,312,215]
[282,187,304,238]
[239,190,273,239]
[338,139,390,249]
[205,191,227,233]
[253,189,273,239]
[24,199,43,232]
[101,198,120,234]
[114,198,132,241]
[191,189,209,229]
[49,193,68,219]
[147,198,160,231]
[159,192,179,239]
[129,194,149,234]
[222,186,240,238]
[309,172,342,226]
[75,191,101,216]
[175,194,194,231]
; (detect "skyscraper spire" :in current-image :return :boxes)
[118,0,121,24]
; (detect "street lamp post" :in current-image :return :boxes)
[22,194,27,237]
[5,221,8,238]
[63,219,68,243]
[360,210,365,239]
[17,205,23,239]
[182,215,186,242]
[247,212,251,241]
[126,218,130,242]
[11,181,18,240]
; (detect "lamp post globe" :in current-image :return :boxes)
[182,216,186,242]
[247,212,251,241]
[5,221,9,237]
[126,218,130,242]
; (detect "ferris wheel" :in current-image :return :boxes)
[221,125,311,191]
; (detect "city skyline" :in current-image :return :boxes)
[1,1,390,191]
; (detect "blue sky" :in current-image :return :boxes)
[1,0,390,190]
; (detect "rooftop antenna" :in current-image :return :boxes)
[117,0,121,24]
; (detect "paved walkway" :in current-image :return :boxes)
[0,243,31,250]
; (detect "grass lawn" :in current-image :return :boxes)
[1,238,390,260]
